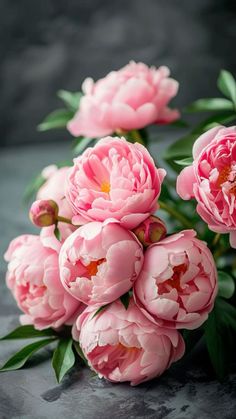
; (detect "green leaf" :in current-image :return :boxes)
[52,338,75,383]
[57,90,82,112]
[217,298,236,331]
[73,137,95,155]
[73,341,88,365]
[217,70,236,105]
[218,271,235,299]
[0,325,55,340]
[185,98,234,113]
[169,119,189,128]
[164,134,198,161]
[204,298,236,380]
[23,173,46,203]
[54,225,61,241]
[120,292,130,310]
[192,111,236,134]
[37,109,74,132]
[92,304,110,319]
[204,307,227,380]
[0,338,55,372]
[174,157,193,167]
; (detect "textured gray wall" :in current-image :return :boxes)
[0,0,236,146]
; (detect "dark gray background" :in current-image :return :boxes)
[1,1,236,418]
[1,0,236,147]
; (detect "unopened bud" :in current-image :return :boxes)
[133,216,167,247]
[29,199,59,227]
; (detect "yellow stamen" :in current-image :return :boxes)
[87,258,106,276]
[101,181,110,193]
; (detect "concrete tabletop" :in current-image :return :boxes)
[0,142,236,419]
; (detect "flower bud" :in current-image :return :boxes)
[29,199,59,227]
[133,215,167,247]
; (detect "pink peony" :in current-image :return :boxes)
[59,221,143,306]
[37,166,73,220]
[37,166,75,241]
[133,215,167,247]
[4,234,81,330]
[66,136,166,229]
[134,230,217,330]
[68,61,180,137]
[72,299,185,385]
[176,126,236,248]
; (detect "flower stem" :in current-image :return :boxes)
[159,200,193,229]
[212,233,221,247]
[57,215,73,225]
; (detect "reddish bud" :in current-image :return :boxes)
[133,215,167,247]
[29,199,59,227]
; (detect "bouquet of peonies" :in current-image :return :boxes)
[1,62,236,385]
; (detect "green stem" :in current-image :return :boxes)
[212,233,221,247]
[57,215,73,225]
[159,200,193,229]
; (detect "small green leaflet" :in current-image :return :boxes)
[37,109,74,132]
[92,304,110,319]
[120,292,131,310]
[0,325,55,340]
[185,98,234,113]
[217,271,235,299]
[174,157,193,167]
[57,90,82,112]
[73,341,88,365]
[217,70,236,106]
[52,338,75,383]
[54,225,61,241]
[0,338,55,372]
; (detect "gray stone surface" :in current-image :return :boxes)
[0,142,236,418]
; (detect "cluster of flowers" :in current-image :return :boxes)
[5,132,219,385]
[4,62,236,385]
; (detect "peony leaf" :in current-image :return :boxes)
[92,304,110,319]
[73,341,88,365]
[185,98,234,113]
[174,157,193,167]
[218,271,235,299]
[23,173,46,204]
[73,137,95,156]
[57,90,82,112]
[217,70,236,106]
[37,109,74,132]
[204,298,236,380]
[0,338,55,372]
[52,338,75,383]
[54,225,61,242]
[0,325,55,340]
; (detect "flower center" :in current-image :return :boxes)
[100,181,110,193]
[158,263,187,294]
[217,165,236,193]
[86,258,106,276]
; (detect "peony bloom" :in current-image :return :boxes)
[134,230,217,330]
[68,61,180,137]
[4,234,81,330]
[37,165,75,241]
[176,126,236,248]
[59,221,143,306]
[66,136,166,229]
[72,299,185,385]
